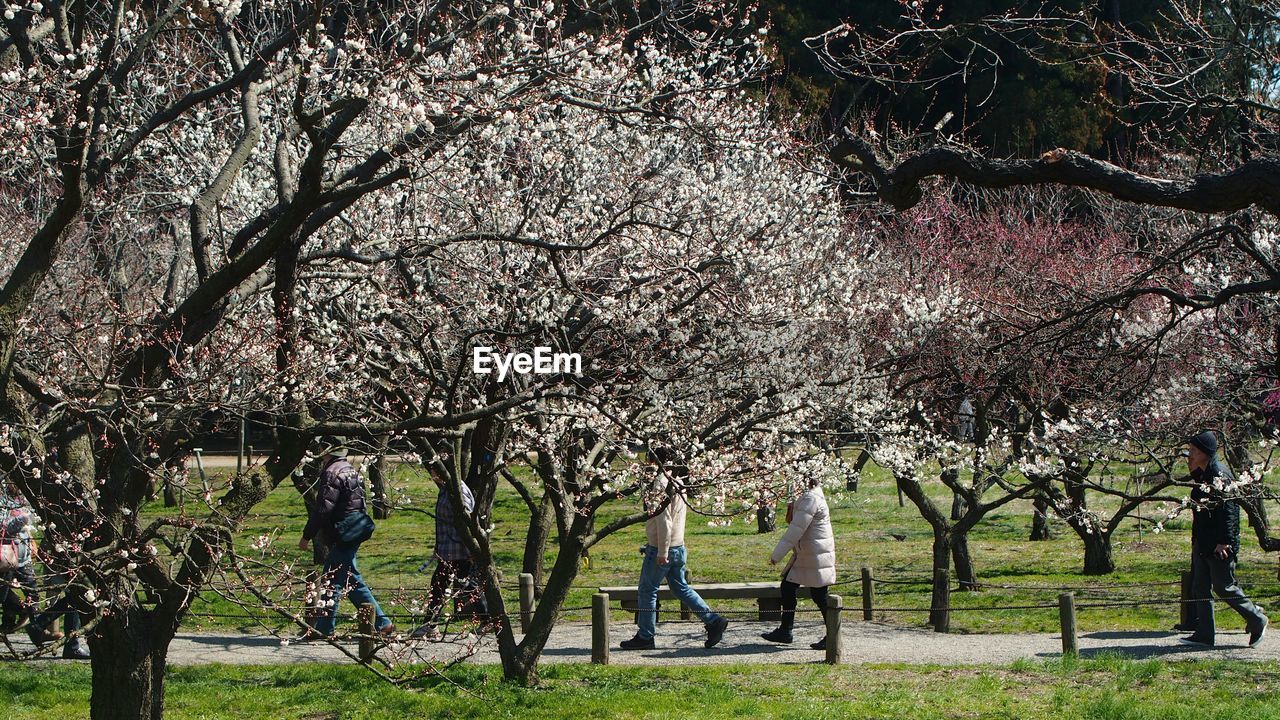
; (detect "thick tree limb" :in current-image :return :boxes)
[832,131,1280,216]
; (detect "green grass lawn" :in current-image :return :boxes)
[164,458,1280,636]
[5,657,1280,719]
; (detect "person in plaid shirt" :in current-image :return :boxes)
[411,465,476,640]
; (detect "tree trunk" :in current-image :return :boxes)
[756,504,776,533]
[367,438,391,520]
[89,613,170,720]
[161,459,185,508]
[1081,530,1115,575]
[929,525,951,620]
[943,469,965,520]
[950,531,977,590]
[522,493,554,594]
[162,478,178,507]
[844,449,870,492]
[493,530,588,685]
[1239,494,1280,550]
[1030,496,1051,540]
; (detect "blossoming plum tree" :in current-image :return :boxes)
[0,0,814,715]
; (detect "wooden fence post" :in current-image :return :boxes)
[825,594,843,665]
[861,566,874,621]
[931,567,950,633]
[519,572,535,634]
[357,604,376,662]
[1179,570,1192,628]
[592,592,610,665]
[1059,592,1078,657]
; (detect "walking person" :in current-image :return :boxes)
[762,478,837,650]
[620,447,729,650]
[0,484,44,637]
[0,482,86,657]
[410,466,477,640]
[297,438,395,641]
[1181,430,1268,647]
[23,572,88,658]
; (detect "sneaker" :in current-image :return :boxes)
[62,641,90,660]
[26,625,63,646]
[409,624,441,641]
[810,636,827,651]
[376,623,397,638]
[1249,617,1269,648]
[761,627,793,644]
[1171,623,1197,633]
[1180,634,1214,647]
[704,617,728,649]
[619,635,655,650]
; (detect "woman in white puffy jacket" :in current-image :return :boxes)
[762,479,836,650]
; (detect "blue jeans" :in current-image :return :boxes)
[314,541,390,635]
[636,545,720,639]
[23,568,80,636]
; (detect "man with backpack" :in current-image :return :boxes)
[297,438,395,641]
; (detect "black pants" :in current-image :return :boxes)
[424,558,473,627]
[1183,547,1199,627]
[780,579,828,630]
[1192,549,1267,639]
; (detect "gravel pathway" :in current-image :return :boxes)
[21,621,1274,666]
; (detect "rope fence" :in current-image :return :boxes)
[71,565,1274,667]
[582,564,1280,664]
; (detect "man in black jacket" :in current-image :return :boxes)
[1182,430,1268,647]
[297,439,394,640]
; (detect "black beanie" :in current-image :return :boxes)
[1188,431,1218,456]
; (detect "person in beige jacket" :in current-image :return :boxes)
[620,447,729,650]
[762,480,837,649]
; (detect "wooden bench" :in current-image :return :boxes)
[599,581,783,622]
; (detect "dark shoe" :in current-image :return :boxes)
[376,623,397,638]
[761,627,793,644]
[810,636,827,651]
[26,625,63,646]
[1172,623,1197,633]
[1180,634,1214,647]
[1249,617,1268,648]
[619,635,655,650]
[62,641,90,660]
[704,617,728,649]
